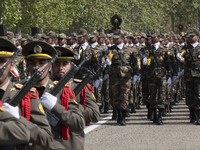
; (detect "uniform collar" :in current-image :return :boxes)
[71,43,77,48]
[35,78,49,88]
[117,43,124,50]
[154,42,160,50]
[191,42,198,48]
[81,42,88,50]
[90,42,98,48]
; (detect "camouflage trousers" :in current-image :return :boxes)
[148,76,167,109]
[102,77,110,103]
[109,77,131,110]
[185,77,200,109]
[142,78,150,106]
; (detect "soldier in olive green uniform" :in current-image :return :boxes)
[176,31,200,124]
[52,46,100,150]
[22,41,85,150]
[0,37,53,150]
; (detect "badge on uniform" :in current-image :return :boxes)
[38,103,45,114]
[0,107,5,112]
[92,93,96,100]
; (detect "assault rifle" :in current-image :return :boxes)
[8,54,58,106]
[46,53,91,127]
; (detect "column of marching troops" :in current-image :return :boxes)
[0,27,199,150]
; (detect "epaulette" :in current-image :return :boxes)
[73,79,82,83]
[15,83,37,93]
[54,80,71,87]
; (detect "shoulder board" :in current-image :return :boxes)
[15,83,23,89]
[64,83,71,87]
[73,79,82,83]
[30,87,36,92]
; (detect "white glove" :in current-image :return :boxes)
[74,54,80,60]
[94,79,101,88]
[172,76,177,82]
[166,77,172,87]
[105,58,111,66]
[40,92,57,110]
[132,75,138,85]
[142,57,148,65]
[103,74,109,80]
[176,53,184,62]
[3,103,20,119]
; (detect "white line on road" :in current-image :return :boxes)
[84,114,112,134]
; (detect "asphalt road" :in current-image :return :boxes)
[84,100,200,150]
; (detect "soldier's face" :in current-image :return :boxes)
[53,60,71,80]
[0,58,14,85]
[190,35,198,43]
[27,59,51,81]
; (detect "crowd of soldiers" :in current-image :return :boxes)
[0,24,200,150]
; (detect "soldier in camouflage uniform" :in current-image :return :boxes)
[142,34,172,125]
[177,31,200,124]
[108,32,139,125]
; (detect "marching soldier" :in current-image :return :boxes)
[22,41,85,149]
[52,46,100,149]
[0,37,53,149]
[109,32,139,125]
[176,31,200,124]
[142,34,172,125]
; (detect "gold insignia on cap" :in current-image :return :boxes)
[56,50,62,57]
[34,45,42,53]
[38,103,45,114]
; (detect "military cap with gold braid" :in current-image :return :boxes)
[0,37,17,57]
[54,46,77,61]
[22,41,57,59]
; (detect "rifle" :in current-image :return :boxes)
[8,54,58,106]
[46,53,91,127]
[73,62,105,96]
[0,48,20,78]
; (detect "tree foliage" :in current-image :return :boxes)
[0,0,199,34]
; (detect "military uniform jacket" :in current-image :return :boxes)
[0,110,30,145]
[110,45,139,78]
[42,79,85,150]
[0,81,53,150]
[182,44,200,78]
[146,45,171,78]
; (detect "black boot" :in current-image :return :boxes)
[195,109,200,125]
[112,109,117,120]
[117,110,122,123]
[130,103,136,113]
[147,105,151,120]
[163,105,167,116]
[153,109,158,123]
[189,108,196,123]
[120,109,127,126]
[158,109,164,125]
[104,102,109,113]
